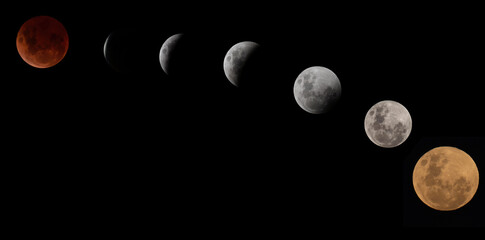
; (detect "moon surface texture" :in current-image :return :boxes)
[16,16,69,68]
[159,33,183,75]
[223,41,260,87]
[413,146,479,211]
[293,66,341,114]
[364,100,412,148]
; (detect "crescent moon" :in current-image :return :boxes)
[159,33,184,75]
[103,33,111,62]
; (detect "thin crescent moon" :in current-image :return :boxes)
[103,33,111,61]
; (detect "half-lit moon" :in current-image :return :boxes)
[413,146,479,211]
[223,41,260,87]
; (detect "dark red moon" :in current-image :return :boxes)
[16,16,69,68]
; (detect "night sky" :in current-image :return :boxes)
[3,2,484,235]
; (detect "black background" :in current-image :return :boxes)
[3,1,484,236]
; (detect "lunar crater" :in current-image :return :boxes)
[421,159,428,166]
[302,80,314,98]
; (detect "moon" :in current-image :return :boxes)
[103,30,145,73]
[364,100,412,148]
[16,16,69,68]
[293,66,341,114]
[413,146,479,211]
[103,32,123,72]
[223,41,260,87]
[159,33,183,75]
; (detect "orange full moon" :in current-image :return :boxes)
[413,146,479,211]
[16,16,69,68]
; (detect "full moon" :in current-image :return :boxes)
[223,41,260,87]
[16,16,69,68]
[293,66,341,114]
[364,100,412,148]
[159,33,183,75]
[413,146,479,211]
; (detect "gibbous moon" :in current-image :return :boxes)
[293,66,341,114]
[413,146,479,211]
[16,16,69,68]
[223,41,260,87]
[364,100,412,148]
[159,33,183,75]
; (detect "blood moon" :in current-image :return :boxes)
[16,16,69,68]
[413,146,479,211]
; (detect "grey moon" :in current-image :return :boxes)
[364,100,412,148]
[223,41,260,87]
[293,66,342,114]
[159,33,183,75]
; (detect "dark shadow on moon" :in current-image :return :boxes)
[235,46,264,89]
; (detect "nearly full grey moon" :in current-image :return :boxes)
[159,33,183,75]
[364,100,412,148]
[293,66,341,114]
[223,41,260,87]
